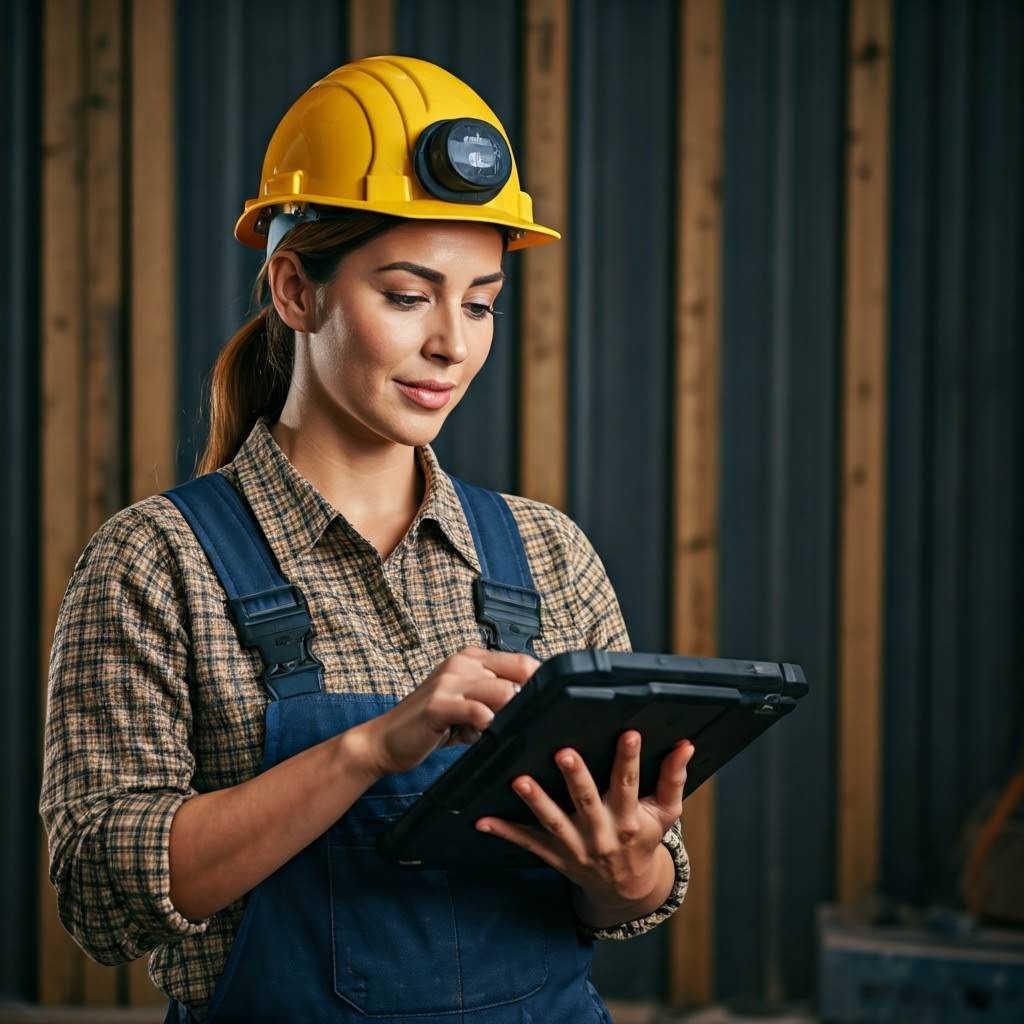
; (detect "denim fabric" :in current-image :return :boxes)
[167,693,612,1023]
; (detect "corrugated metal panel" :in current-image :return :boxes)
[569,0,679,1001]
[394,0,524,493]
[0,0,41,1002]
[175,0,347,480]
[882,0,1024,910]
[717,0,844,1005]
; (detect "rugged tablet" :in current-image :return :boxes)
[377,649,808,870]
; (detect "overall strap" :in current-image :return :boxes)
[448,476,542,655]
[162,473,324,701]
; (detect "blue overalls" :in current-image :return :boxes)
[162,472,613,1023]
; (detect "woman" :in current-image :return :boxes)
[41,56,693,1023]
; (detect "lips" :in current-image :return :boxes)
[394,380,455,410]
[396,379,456,391]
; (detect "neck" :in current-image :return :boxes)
[268,406,426,534]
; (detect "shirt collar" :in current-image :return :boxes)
[412,443,482,573]
[229,418,481,572]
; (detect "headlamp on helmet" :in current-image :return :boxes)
[413,118,512,204]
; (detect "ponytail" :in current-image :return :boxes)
[195,305,294,476]
[194,212,397,475]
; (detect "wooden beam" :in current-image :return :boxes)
[84,0,125,536]
[39,0,89,1004]
[81,0,125,1004]
[837,0,891,909]
[521,0,569,509]
[347,0,394,60]
[129,0,176,505]
[128,0,178,991]
[40,0,131,1005]
[669,0,723,1008]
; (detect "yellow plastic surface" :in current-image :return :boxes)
[235,55,560,252]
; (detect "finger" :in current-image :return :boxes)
[474,817,567,873]
[607,730,642,819]
[509,775,587,861]
[459,675,527,712]
[432,674,529,739]
[554,748,604,829]
[431,693,496,737]
[651,740,694,819]
[457,647,541,683]
[445,726,483,746]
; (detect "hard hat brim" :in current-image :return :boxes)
[235,195,561,253]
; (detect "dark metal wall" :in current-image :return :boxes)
[717,0,844,1005]
[883,0,1024,911]
[568,0,679,1000]
[0,0,41,1002]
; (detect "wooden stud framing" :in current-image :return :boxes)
[348,0,394,60]
[126,2,177,1000]
[669,0,723,1008]
[837,0,891,909]
[83,0,125,548]
[521,0,570,509]
[40,0,92,1004]
[130,0,176,506]
[40,0,177,1005]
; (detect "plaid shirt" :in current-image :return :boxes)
[40,418,689,1012]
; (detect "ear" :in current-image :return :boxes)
[267,251,318,333]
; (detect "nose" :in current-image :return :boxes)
[422,300,470,365]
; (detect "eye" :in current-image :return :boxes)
[464,302,498,321]
[384,291,427,310]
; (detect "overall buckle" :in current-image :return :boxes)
[473,578,542,654]
[228,585,325,700]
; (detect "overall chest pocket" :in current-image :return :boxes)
[328,791,552,1017]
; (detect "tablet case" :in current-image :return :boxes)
[377,649,808,870]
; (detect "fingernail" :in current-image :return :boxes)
[477,822,492,833]
[515,779,532,795]
[557,753,575,769]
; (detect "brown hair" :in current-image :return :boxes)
[194,212,396,475]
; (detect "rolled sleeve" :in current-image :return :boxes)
[563,515,691,939]
[40,507,208,964]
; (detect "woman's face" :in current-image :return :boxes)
[288,220,505,450]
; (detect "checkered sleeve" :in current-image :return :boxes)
[559,513,690,941]
[40,505,209,965]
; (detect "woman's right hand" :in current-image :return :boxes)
[353,646,540,779]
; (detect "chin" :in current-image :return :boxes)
[384,415,449,450]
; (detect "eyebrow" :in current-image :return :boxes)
[374,261,505,287]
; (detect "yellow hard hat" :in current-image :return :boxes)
[235,55,560,254]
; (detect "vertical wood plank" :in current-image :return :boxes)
[838,0,891,908]
[39,0,88,1005]
[40,0,130,1005]
[85,0,125,534]
[83,0,125,1003]
[669,0,723,1008]
[129,0,176,506]
[521,0,569,509]
[128,1,176,998]
[348,0,394,60]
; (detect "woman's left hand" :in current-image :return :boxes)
[475,731,695,908]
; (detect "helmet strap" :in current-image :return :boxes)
[266,208,321,258]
